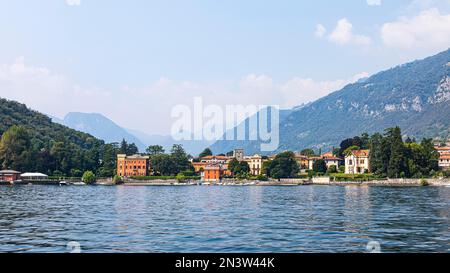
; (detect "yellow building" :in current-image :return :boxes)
[244,154,265,176]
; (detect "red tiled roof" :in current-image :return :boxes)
[322,152,334,158]
[201,156,229,160]
[351,150,370,157]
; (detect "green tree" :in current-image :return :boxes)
[113,175,123,185]
[268,151,299,179]
[313,159,327,173]
[170,144,192,173]
[151,154,176,176]
[343,145,360,156]
[176,173,187,183]
[119,139,139,155]
[227,158,250,176]
[119,139,128,154]
[327,165,338,174]
[0,125,32,171]
[421,138,439,175]
[50,141,72,175]
[70,169,83,177]
[369,133,385,175]
[146,145,165,155]
[261,160,272,176]
[228,158,240,175]
[199,148,213,158]
[82,171,96,184]
[127,143,139,155]
[386,127,406,178]
[99,143,119,177]
[338,134,369,157]
[300,148,315,157]
[236,161,250,175]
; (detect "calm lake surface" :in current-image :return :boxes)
[0,185,448,253]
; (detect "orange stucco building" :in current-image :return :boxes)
[117,154,150,177]
[202,165,222,181]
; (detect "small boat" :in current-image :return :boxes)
[59,181,69,186]
[203,182,211,186]
[72,182,87,186]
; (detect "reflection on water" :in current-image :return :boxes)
[0,185,448,253]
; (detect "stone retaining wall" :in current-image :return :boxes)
[311,178,450,186]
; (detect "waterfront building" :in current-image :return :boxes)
[435,145,450,170]
[199,155,229,164]
[117,154,150,177]
[345,150,370,174]
[439,154,450,170]
[192,161,208,173]
[293,152,343,171]
[20,173,48,181]
[202,165,222,182]
[436,146,450,156]
[307,157,324,170]
[0,170,21,182]
[244,154,264,176]
[294,154,310,170]
[322,153,344,170]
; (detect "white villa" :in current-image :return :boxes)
[345,150,370,174]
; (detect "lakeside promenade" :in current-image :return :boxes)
[115,178,450,187]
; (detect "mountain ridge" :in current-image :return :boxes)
[210,48,450,154]
[52,112,147,152]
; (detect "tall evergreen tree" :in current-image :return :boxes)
[386,127,406,178]
[199,148,213,158]
[146,145,165,155]
[369,133,384,175]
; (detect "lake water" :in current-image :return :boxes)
[0,185,448,253]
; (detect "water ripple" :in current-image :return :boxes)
[0,185,448,253]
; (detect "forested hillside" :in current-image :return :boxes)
[0,98,137,177]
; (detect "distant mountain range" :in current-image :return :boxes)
[211,48,450,155]
[48,49,450,156]
[51,112,147,152]
[50,112,212,155]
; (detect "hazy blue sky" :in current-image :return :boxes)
[0,0,449,135]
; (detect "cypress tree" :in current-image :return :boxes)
[387,127,406,178]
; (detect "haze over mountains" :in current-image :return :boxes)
[211,48,450,154]
[50,112,212,155]
[51,112,147,152]
[46,49,450,156]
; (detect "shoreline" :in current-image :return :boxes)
[119,178,450,187]
[1,178,449,187]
